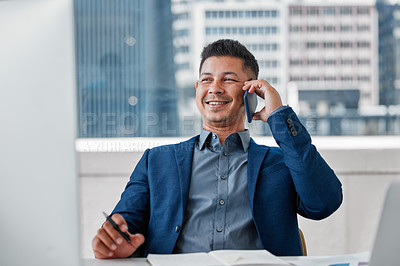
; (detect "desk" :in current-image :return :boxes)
[83,258,149,266]
[82,251,370,266]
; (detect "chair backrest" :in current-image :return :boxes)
[299,228,307,256]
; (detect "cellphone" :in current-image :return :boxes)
[244,90,257,123]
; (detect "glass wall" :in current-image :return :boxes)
[74,0,400,137]
[74,0,178,137]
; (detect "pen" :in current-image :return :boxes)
[102,211,131,243]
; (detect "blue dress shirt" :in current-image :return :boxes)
[173,129,263,253]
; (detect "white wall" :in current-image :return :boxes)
[78,136,400,258]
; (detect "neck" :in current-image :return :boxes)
[203,123,245,146]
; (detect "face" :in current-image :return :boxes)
[196,56,253,131]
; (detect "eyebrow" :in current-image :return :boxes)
[200,72,240,77]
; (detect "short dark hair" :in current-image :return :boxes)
[199,39,259,78]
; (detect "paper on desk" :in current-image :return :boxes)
[147,252,221,266]
[209,249,289,265]
[283,251,371,266]
[147,250,290,266]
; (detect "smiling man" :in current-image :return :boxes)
[92,39,343,259]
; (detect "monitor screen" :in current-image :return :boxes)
[0,0,80,265]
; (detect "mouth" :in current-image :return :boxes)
[204,96,231,106]
[206,101,230,106]
[205,100,231,111]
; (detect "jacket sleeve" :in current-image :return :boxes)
[267,106,343,220]
[112,149,151,235]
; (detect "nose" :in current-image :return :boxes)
[208,80,224,94]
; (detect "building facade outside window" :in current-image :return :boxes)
[74,0,400,137]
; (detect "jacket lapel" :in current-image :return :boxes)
[247,138,269,211]
[174,136,198,217]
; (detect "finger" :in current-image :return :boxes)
[102,220,125,245]
[92,236,114,258]
[97,227,119,251]
[102,213,130,244]
[249,84,258,94]
[252,108,265,121]
[109,213,128,229]
[242,82,251,91]
[130,233,145,249]
[253,85,265,98]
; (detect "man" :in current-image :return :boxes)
[92,39,343,259]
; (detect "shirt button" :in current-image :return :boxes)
[216,228,223,232]
[223,151,227,156]
[212,134,217,139]
[175,225,180,233]
[220,175,226,180]
[219,199,225,205]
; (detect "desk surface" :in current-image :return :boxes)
[83,258,149,266]
[82,251,370,266]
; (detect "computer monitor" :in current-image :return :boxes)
[0,0,80,265]
[369,182,400,266]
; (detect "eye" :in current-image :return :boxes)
[224,77,237,82]
[201,77,212,83]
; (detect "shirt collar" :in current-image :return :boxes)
[198,129,250,152]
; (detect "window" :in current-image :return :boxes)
[340,25,352,32]
[358,59,370,65]
[324,25,335,32]
[290,7,302,16]
[307,25,319,32]
[340,41,353,48]
[73,0,400,137]
[357,7,370,15]
[307,59,319,65]
[290,25,302,32]
[324,42,336,48]
[358,25,370,32]
[290,76,303,81]
[324,59,336,65]
[340,7,353,15]
[308,76,320,81]
[324,7,336,15]
[307,7,319,16]
[357,41,370,48]
[341,76,353,81]
[290,59,303,66]
[325,76,337,81]
[175,46,189,53]
[307,42,319,49]
[341,59,353,65]
[358,75,370,81]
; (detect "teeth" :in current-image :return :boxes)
[208,102,226,105]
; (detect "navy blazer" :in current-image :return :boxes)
[112,107,343,256]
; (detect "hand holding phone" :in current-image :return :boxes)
[244,90,257,123]
[243,79,283,123]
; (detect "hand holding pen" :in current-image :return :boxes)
[103,212,131,243]
[92,212,145,259]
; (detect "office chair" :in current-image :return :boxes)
[299,228,307,256]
